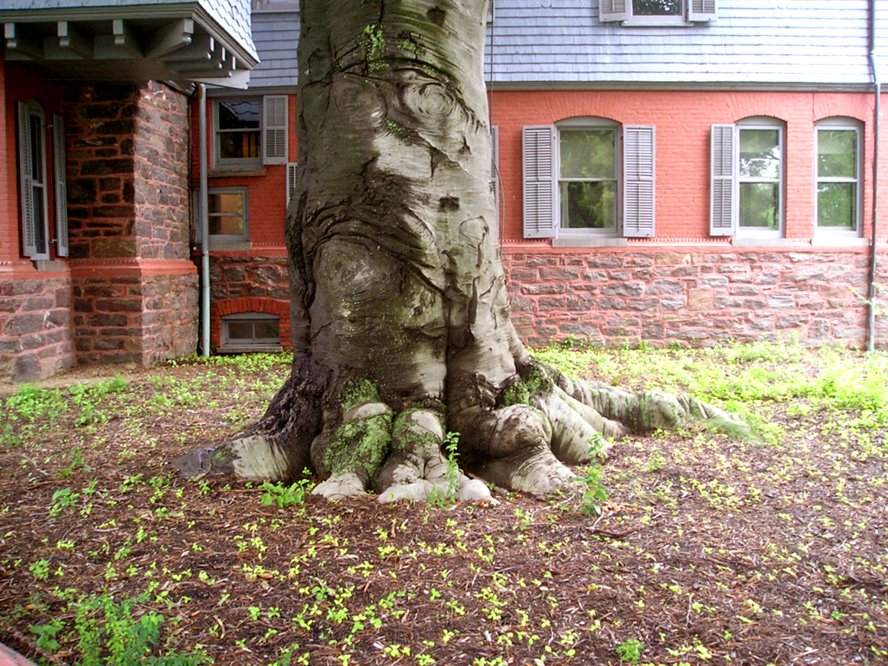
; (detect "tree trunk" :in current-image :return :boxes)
[174,0,744,501]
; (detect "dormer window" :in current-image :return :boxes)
[599,0,717,26]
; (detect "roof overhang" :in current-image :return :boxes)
[1,4,259,89]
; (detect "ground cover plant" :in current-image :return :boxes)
[0,343,885,665]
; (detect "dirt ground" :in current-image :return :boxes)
[0,351,885,665]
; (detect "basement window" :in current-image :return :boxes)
[220,313,281,353]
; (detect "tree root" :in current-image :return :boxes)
[174,360,748,502]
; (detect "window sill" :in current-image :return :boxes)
[208,166,267,178]
[811,236,868,247]
[204,240,252,252]
[731,238,807,248]
[217,344,283,354]
[553,237,628,248]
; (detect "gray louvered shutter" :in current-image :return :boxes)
[623,125,655,238]
[522,125,557,239]
[688,0,718,21]
[53,114,69,257]
[490,125,499,213]
[286,162,298,206]
[599,0,629,22]
[710,124,736,236]
[262,95,288,165]
[17,102,38,258]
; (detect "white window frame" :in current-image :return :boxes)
[213,95,288,168]
[17,100,51,260]
[710,118,785,239]
[522,120,655,239]
[251,0,299,12]
[557,118,621,237]
[814,119,861,238]
[206,187,249,241]
[221,312,282,352]
[599,0,716,25]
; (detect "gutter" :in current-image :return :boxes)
[198,84,211,358]
[868,0,881,352]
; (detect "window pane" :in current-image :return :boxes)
[818,183,856,229]
[218,100,260,130]
[739,182,779,229]
[560,129,615,179]
[818,129,856,178]
[253,319,280,340]
[633,0,681,15]
[208,192,244,216]
[219,130,260,160]
[560,181,617,230]
[227,321,254,340]
[739,129,780,179]
[209,215,244,236]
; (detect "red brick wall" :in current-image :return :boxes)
[489,89,886,242]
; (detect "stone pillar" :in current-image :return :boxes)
[65,82,197,366]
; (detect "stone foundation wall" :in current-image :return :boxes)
[0,275,74,382]
[503,244,888,349]
[208,255,290,349]
[73,270,197,365]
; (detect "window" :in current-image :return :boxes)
[207,188,248,240]
[816,119,861,235]
[252,0,299,11]
[599,0,717,24]
[710,118,784,238]
[523,120,655,239]
[213,95,288,168]
[17,100,68,260]
[221,313,281,352]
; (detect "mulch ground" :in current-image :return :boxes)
[0,356,885,665]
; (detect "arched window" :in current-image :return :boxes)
[221,312,281,352]
[710,116,785,238]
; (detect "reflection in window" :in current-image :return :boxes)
[738,126,782,231]
[633,0,681,16]
[559,128,618,231]
[216,99,260,163]
[816,124,859,233]
[207,189,247,239]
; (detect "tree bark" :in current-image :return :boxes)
[174,0,744,501]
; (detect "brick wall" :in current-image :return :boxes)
[489,89,886,243]
[208,254,290,349]
[504,244,888,349]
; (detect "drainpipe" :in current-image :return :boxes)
[867,0,881,352]
[198,84,211,357]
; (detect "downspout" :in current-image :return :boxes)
[867,0,881,352]
[198,84,211,358]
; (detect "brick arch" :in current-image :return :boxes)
[211,297,291,349]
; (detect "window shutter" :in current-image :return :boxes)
[522,125,557,239]
[710,124,736,236]
[52,114,69,257]
[688,0,717,21]
[286,162,298,206]
[490,125,499,212]
[623,125,655,238]
[599,0,629,22]
[17,101,38,258]
[262,95,288,165]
